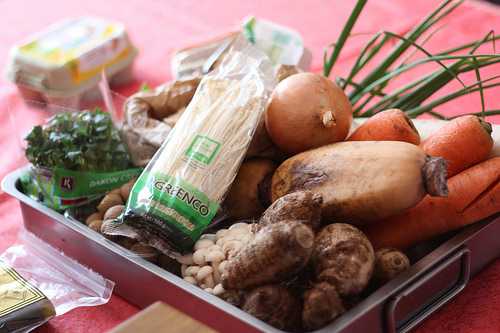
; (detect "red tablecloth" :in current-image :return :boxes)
[0,1,499,332]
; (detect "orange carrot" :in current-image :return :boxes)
[421,115,493,177]
[363,157,500,250]
[349,109,420,144]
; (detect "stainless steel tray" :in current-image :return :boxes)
[3,166,500,333]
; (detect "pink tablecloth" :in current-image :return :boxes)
[0,1,499,332]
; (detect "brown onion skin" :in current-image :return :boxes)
[265,73,352,154]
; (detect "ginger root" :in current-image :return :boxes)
[259,191,323,231]
[312,223,375,297]
[302,282,345,331]
[242,284,301,332]
[221,221,314,290]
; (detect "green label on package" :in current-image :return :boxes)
[22,167,142,211]
[127,171,219,243]
[185,135,221,165]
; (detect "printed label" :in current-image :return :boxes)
[185,135,221,165]
[27,167,142,211]
[127,172,219,240]
[0,261,47,317]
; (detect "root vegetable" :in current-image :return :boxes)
[302,282,345,331]
[312,224,375,297]
[348,109,420,144]
[246,118,286,161]
[85,212,102,226]
[120,179,136,201]
[88,219,103,233]
[265,72,353,154]
[421,115,493,177]
[272,141,448,224]
[373,248,410,283]
[364,157,500,249]
[242,285,302,332]
[225,159,277,219]
[259,191,323,232]
[221,221,314,290]
[97,193,123,213]
[103,205,124,221]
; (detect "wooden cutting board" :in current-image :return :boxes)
[108,302,217,333]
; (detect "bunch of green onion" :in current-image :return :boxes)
[323,0,500,119]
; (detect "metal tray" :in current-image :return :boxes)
[3,166,500,333]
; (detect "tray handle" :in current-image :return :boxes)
[385,246,471,333]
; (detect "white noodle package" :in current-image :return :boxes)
[115,36,276,254]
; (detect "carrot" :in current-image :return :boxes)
[363,157,500,250]
[349,109,420,144]
[421,115,493,177]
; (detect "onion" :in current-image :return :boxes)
[265,73,352,154]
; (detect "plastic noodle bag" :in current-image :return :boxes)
[0,232,114,333]
[103,36,276,255]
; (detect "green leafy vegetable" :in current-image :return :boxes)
[25,109,131,172]
[324,0,500,119]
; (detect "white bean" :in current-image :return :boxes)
[222,241,243,258]
[216,229,228,239]
[203,274,215,289]
[200,233,217,242]
[204,288,214,294]
[176,254,194,265]
[206,250,225,263]
[196,266,213,281]
[184,276,197,285]
[229,222,250,231]
[194,238,214,251]
[193,249,207,265]
[213,284,225,296]
[212,262,221,284]
[218,260,228,274]
[216,237,227,247]
[185,266,200,277]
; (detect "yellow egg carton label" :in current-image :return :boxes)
[17,17,132,84]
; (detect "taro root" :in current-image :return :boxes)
[302,282,345,331]
[242,284,302,332]
[221,221,314,290]
[311,224,375,297]
[373,248,410,284]
[259,190,323,232]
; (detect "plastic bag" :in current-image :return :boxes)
[0,232,114,332]
[8,84,141,212]
[103,36,276,255]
